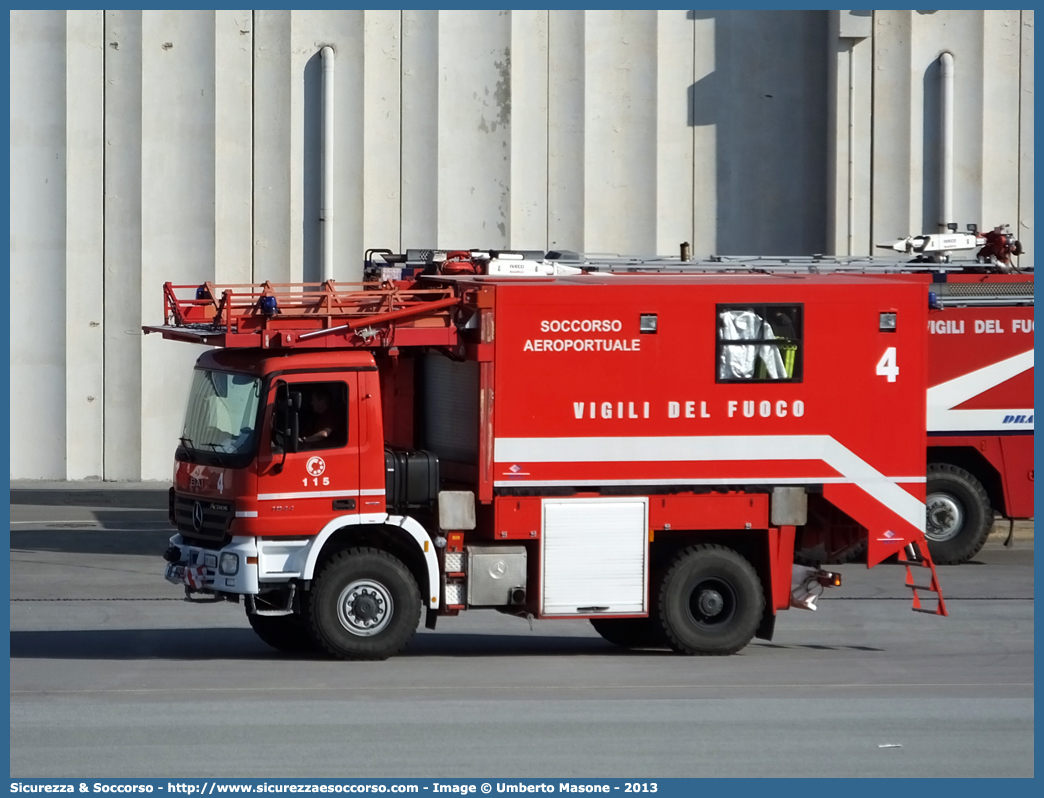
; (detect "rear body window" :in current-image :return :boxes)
[717,304,803,383]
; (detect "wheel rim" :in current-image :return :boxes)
[336,579,394,637]
[686,577,737,628]
[925,492,964,542]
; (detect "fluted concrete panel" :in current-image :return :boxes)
[401,10,438,250]
[253,11,292,284]
[10,11,67,479]
[584,10,658,256]
[980,11,1022,237]
[437,10,512,249]
[919,11,985,234]
[214,11,253,285]
[140,10,218,480]
[656,10,695,257]
[547,10,584,252]
[872,12,916,243]
[103,11,143,481]
[288,11,365,283]
[1018,12,1034,267]
[363,11,402,255]
[509,11,548,250]
[65,10,105,480]
[826,12,873,256]
[690,13,716,255]
[699,11,828,255]
[333,13,366,283]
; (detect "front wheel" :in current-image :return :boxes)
[657,544,764,656]
[309,547,421,660]
[925,464,993,564]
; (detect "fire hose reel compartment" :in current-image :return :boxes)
[465,546,527,607]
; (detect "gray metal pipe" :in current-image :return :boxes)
[847,45,856,254]
[939,51,954,232]
[321,46,335,281]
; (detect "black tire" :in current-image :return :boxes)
[657,544,764,656]
[925,463,993,564]
[591,617,666,649]
[308,547,421,661]
[246,606,318,654]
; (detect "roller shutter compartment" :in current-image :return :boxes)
[540,498,648,616]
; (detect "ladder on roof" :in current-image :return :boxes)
[372,249,1033,306]
[381,247,1034,275]
[582,258,1034,306]
[142,280,461,349]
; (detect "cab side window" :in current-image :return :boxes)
[296,381,349,450]
[717,304,802,382]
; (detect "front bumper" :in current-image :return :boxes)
[165,535,259,595]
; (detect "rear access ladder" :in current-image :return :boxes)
[898,543,948,616]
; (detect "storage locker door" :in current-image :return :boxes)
[541,498,648,616]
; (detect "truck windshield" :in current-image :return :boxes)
[181,369,263,457]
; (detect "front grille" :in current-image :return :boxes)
[174,493,234,549]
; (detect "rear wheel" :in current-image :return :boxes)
[245,607,317,654]
[925,464,992,564]
[308,547,421,660]
[591,616,665,649]
[657,544,764,656]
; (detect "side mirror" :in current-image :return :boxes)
[287,391,301,453]
[273,383,301,455]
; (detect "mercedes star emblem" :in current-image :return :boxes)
[192,501,204,532]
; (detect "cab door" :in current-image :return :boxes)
[256,374,361,535]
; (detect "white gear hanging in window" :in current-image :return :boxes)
[718,309,787,380]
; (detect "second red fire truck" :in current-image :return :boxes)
[146,248,966,660]
[922,278,1033,563]
[880,225,1034,563]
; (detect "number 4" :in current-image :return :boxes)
[876,347,899,382]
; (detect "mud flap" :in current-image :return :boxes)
[755,611,776,641]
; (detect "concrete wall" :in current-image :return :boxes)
[9,9,1035,480]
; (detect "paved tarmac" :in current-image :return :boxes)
[8,487,1034,778]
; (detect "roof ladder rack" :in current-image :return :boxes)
[143,280,462,350]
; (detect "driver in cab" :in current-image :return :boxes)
[298,388,344,450]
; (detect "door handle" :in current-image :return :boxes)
[332,499,356,511]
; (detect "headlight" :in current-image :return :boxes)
[219,553,239,576]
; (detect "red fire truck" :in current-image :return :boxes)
[146,250,950,660]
